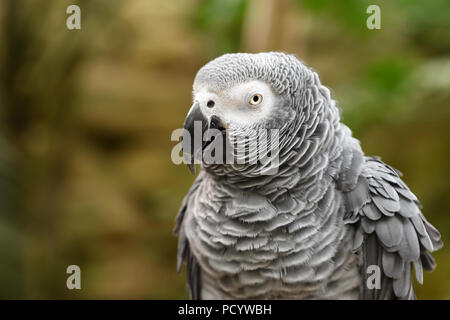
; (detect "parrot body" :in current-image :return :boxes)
[175,52,442,299]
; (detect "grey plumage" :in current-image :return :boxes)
[174,52,442,299]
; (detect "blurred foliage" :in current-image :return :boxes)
[193,0,247,54]
[299,0,372,32]
[0,0,449,299]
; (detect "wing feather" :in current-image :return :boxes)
[344,157,442,300]
[174,171,205,299]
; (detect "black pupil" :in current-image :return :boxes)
[253,95,259,102]
[207,100,215,108]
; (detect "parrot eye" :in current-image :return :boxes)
[249,93,263,105]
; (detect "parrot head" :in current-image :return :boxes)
[182,52,336,176]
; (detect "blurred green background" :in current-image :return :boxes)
[0,0,449,299]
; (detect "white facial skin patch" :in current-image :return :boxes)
[193,80,279,127]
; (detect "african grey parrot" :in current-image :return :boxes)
[174,52,442,299]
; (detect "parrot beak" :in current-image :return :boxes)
[182,102,209,174]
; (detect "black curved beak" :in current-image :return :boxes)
[182,102,208,174]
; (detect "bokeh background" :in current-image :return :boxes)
[0,0,449,299]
